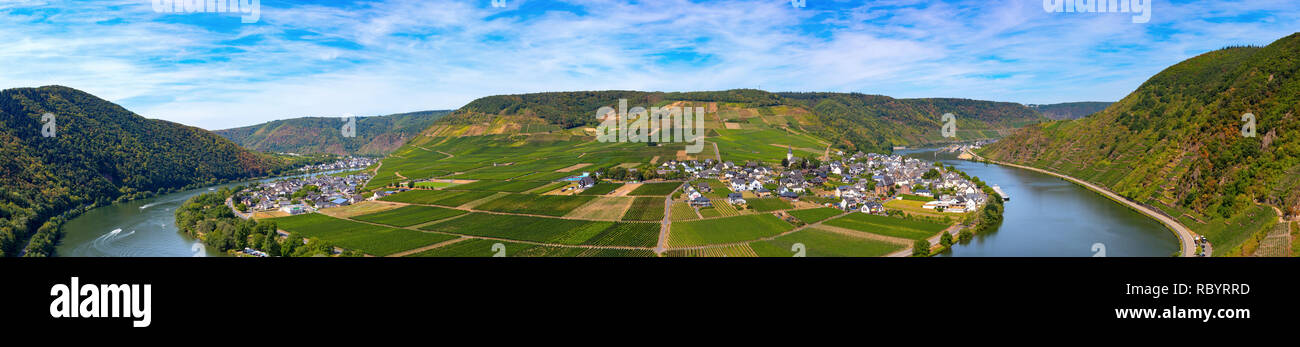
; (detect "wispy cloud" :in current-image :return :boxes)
[1,0,1296,129]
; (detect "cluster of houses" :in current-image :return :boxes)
[296,156,379,173]
[657,146,989,215]
[237,173,372,215]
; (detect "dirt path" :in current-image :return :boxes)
[388,237,468,257]
[885,223,964,257]
[964,149,1197,257]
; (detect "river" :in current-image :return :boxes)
[56,170,349,257]
[900,148,1179,257]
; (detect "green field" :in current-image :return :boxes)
[668,213,794,247]
[898,194,933,202]
[420,213,658,247]
[414,181,460,189]
[787,208,842,224]
[350,205,467,227]
[268,213,458,256]
[452,180,553,192]
[380,189,498,207]
[622,197,666,221]
[750,228,904,257]
[473,194,596,216]
[628,182,682,196]
[670,202,700,221]
[822,213,947,240]
[579,182,623,195]
[745,198,793,212]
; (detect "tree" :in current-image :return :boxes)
[911,239,930,257]
[940,231,953,247]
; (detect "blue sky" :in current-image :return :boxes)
[1,0,1297,130]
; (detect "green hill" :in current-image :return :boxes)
[214,110,452,156]
[431,89,1045,154]
[981,33,1300,256]
[1027,102,1113,120]
[0,86,291,256]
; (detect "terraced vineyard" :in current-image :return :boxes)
[419,213,658,247]
[668,214,794,247]
[822,213,946,240]
[622,197,667,221]
[270,213,459,256]
[350,205,467,227]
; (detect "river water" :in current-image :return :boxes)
[56,170,348,257]
[57,152,1178,257]
[900,148,1179,257]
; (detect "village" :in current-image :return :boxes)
[235,171,373,216]
[658,147,991,216]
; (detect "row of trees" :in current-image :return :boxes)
[174,188,354,257]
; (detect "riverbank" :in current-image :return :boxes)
[962,149,1197,257]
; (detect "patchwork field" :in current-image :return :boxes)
[670,202,700,221]
[473,194,596,216]
[565,197,634,220]
[668,213,794,247]
[419,213,658,247]
[350,205,467,227]
[452,180,553,192]
[622,197,667,221]
[750,228,905,257]
[579,182,623,195]
[628,182,681,196]
[381,189,498,207]
[745,198,793,212]
[786,208,843,224]
[268,213,458,256]
[822,213,948,240]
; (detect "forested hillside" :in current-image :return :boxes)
[435,89,1045,154]
[215,110,452,156]
[1028,102,1113,120]
[0,86,291,256]
[981,33,1300,256]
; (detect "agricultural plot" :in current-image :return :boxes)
[473,194,596,216]
[668,214,794,247]
[750,228,904,257]
[711,201,742,217]
[698,206,722,218]
[452,180,553,193]
[670,202,700,221]
[419,213,658,247]
[414,181,461,189]
[884,199,948,218]
[627,182,682,196]
[350,205,467,227]
[404,239,652,257]
[268,213,458,256]
[822,213,947,240]
[711,127,825,164]
[622,197,666,221]
[786,208,843,224]
[666,244,757,257]
[381,190,497,207]
[579,182,623,195]
[745,198,792,212]
[564,197,634,220]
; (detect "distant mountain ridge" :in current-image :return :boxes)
[981,33,1300,256]
[0,86,289,256]
[1027,102,1113,120]
[215,110,452,156]
[433,89,1046,154]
